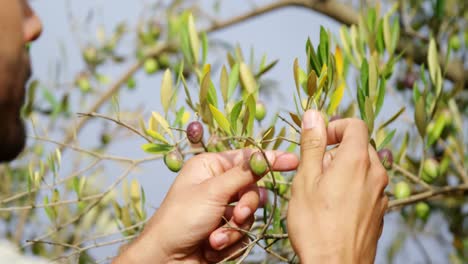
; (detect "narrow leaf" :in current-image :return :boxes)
[161,69,173,115]
[187,14,200,63]
[209,104,232,135]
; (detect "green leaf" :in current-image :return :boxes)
[390,18,400,55]
[255,59,278,78]
[161,69,173,115]
[318,26,329,66]
[220,66,229,105]
[357,87,366,120]
[240,62,257,94]
[201,31,208,65]
[377,129,396,150]
[368,56,378,100]
[230,101,243,134]
[199,67,213,124]
[22,80,38,117]
[396,132,409,164]
[242,95,256,135]
[151,112,173,138]
[73,177,81,197]
[383,15,392,53]
[378,107,405,131]
[339,27,354,64]
[43,196,55,221]
[360,59,369,96]
[428,38,439,86]
[306,38,320,74]
[187,14,199,63]
[209,104,232,135]
[414,96,427,137]
[261,126,275,149]
[364,97,375,134]
[376,20,385,54]
[228,63,240,99]
[375,77,386,117]
[141,143,172,154]
[273,127,286,150]
[146,129,169,144]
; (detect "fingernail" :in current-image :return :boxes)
[238,207,252,222]
[213,233,229,248]
[302,110,320,130]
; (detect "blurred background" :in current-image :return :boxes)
[1,0,466,263]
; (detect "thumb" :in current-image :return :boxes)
[298,110,327,183]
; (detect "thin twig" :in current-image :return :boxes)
[392,164,432,191]
[388,184,468,209]
[77,112,152,143]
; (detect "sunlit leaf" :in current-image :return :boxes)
[327,82,345,115]
[220,66,229,104]
[228,63,240,99]
[377,129,396,150]
[335,47,344,77]
[161,69,173,115]
[240,62,257,94]
[188,14,200,63]
[209,104,232,135]
[141,143,172,154]
[378,107,405,131]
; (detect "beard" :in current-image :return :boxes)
[0,110,26,162]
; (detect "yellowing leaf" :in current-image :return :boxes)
[368,54,378,100]
[428,38,440,86]
[327,82,345,115]
[335,46,344,77]
[130,179,140,202]
[148,115,159,132]
[181,111,190,125]
[317,64,328,90]
[152,112,173,139]
[240,62,257,94]
[293,58,300,94]
[146,129,169,144]
[209,104,232,135]
[161,69,173,114]
[188,14,199,63]
[220,66,229,104]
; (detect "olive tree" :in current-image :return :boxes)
[1,0,467,263]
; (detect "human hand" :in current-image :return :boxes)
[287,110,389,263]
[114,148,298,263]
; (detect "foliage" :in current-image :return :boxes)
[1,1,467,263]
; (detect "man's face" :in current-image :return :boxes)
[0,0,42,162]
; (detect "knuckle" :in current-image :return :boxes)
[353,119,368,132]
[301,136,324,152]
[353,149,370,168]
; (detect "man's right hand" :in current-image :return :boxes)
[287,110,389,263]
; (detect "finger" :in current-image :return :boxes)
[203,149,299,174]
[326,118,369,153]
[205,150,298,203]
[234,184,259,224]
[205,236,251,262]
[322,147,338,171]
[209,214,254,251]
[368,145,389,193]
[298,110,328,183]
